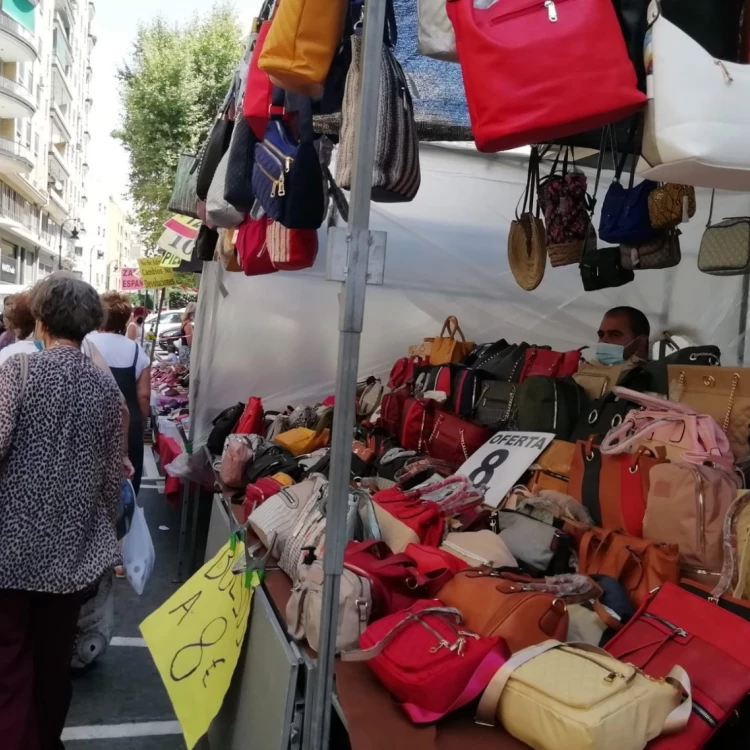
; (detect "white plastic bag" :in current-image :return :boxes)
[122,505,155,596]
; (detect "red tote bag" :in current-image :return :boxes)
[235,397,265,436]
[446,0,646,153]
[236,217,278,276]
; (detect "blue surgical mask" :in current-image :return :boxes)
[595,342,627,365]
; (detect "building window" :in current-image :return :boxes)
[25,122,31,148]
[34,134,39,156]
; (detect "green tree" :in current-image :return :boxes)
[113,4,243,247]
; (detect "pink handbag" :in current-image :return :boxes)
[600,387,734,471]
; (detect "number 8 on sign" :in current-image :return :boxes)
[468,449,509,487]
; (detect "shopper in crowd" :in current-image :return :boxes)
[126,305,146,342]
[165,343,179,363]
[595,306,650,365]
[0,276,123,749]
[179,302,196,364]
[0,292,37,365]
[89,291,151,495]
[0,294,18,352]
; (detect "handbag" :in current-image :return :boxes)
[477,640,688,750]
[568,439,668,537]
[640,3,750,190]
[206,402,244,455]
[440,531,517,569]
[244,22,276,139]
[235,396,265,436]
[400,397,434,453]
[620,229,681,271]
[267,221,318,271]
[379,389,408,438]
[606,582,750,749]
[527,439,575,495]
[196,115,234,202]
[446,0,645,153]
[417,0,457,62]
[578,527,680,608]
[387,356,422,390]
[516,376,587,441]
[437,569,569,653]
[195,224,219,262]
[217,229,243,272]
[573,359,638,400]
[357,378,385,420]
[579,241,635,291]
[464,339,509,368]
[697,191,750,276]
[644,463,741,583]
[168,154,200,219]
[508,147,546,292]
[206,151,245,229]
[243,476,283,520]
[245,444,301,485]
[341,601,510,723]
[258,0,347,98]
[474,342,529,383]
[668,365,750,460]
[223,114,258,213]
[648,183,696,229]
[425,316,475,366]
[336,34,420,203]
[405,543,468,590]
[449,366,489,419]
[274,427,330,457]
[475,381,518,430]
[519,346,582,382]
[252,92,325,229]
[426,410,489,467]
[287,559,370,652]
[236,217,278,276]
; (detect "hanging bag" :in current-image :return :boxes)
[446,0,646,153]
[196,94,235,202]
[223,114,258,213]
[206,152,246,229]
[168,154,200,219]
[236,217,278,276]
[267,221,318,271]
[244,21,277,139]
[697,190,750,276]
[620,229,681,270]
[417,0,458,62]
[508,146,547,291]
[647,183,696,229]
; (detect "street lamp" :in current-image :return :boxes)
[58,218,83,270]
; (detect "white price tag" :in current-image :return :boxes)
[457,431,555,508]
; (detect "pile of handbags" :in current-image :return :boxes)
[205,314,750,749]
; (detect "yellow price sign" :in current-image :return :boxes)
[140,542,256,749]
[137,257,176,289]
[160,251,183,268]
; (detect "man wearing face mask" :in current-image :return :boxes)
[595,306,650,365]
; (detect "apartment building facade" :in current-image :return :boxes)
[0,0,94,291]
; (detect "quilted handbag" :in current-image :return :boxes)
[341,601,510,723]
[519,347,582,382]
[196,115,234,202]
[253,94,325,229]
[446,0,645,153]
[477,639,689,750]
[223,114,257,213]
[236,217,278,276]
[620,229,681,270]
[426,410,489,467]
[417,0,457,62]
[336,34,420,203]
[648,183,696,228]
[606,582,750,749]
[168,154,200,219]
[206,151,245,229]
[579,242,635,292]
[640,2,750,190]
[475,381,519,430]
[667,365,750,460]
[437,569,569,653]
[267,221,318,271]
[697,192,750,276]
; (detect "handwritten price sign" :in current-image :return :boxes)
[140,542,257,749]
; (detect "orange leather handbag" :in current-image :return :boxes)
[437,569,569,653]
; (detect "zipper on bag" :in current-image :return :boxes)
[255,161,285,198]
[489,0,569,26]
[263,135,294,173]
[558,646,631,684]
[642,612,688,638]
[692,701,719,728]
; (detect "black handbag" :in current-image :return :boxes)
[662,0,745,62]
[223,114,257,213]
[475,381,519,430]
[196,117,234,201]
[195,224,219,262]
[168,154,200,219]
[516,376,587,441]
[463,339,509,368]
[475,342,529,382]
[579,244,635,292]
[206,403,245,455]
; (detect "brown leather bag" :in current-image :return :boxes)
[437,569,569,653]
[527,440,575,494]
[577,528,679,608]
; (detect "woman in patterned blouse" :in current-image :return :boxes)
[0,276,124,749]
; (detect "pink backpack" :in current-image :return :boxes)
[600,387,734,471]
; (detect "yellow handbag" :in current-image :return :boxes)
[258,0,347,97]
[218,228,242,272]
[271,473,296,487]
[274,428,330,457]
[573,359,637,400]
[526,440,575,494]
[427,316,475,365]
[476,640,690,750]
[668,365,750,459]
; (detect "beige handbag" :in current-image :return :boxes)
[620,229,681,271]
[668,365,750,459]
[416,0,458,62]
[476,640,691,750]
[573,359,637,400]
[697,192,750,276]
[440,531,517,568]
[286,559,371,653]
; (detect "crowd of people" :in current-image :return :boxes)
[0,274,152,749]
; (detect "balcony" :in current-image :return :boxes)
[0,12,38,62]
[50,101,72,142]
[48,187,70,223]
[0,138,33,174]
[52,58,73,106]
[0,75,35,119]
[55,0,75,27]
[48,147,71,182]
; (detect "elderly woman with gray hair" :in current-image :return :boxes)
[0,276,124,749]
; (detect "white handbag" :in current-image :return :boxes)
[417,0,458,62]
[639,1,750,190]
[206,151,246,229]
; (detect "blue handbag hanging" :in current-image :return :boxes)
[598,124,658,245]
[252,89,325,230]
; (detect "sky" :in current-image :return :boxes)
[88,0,261,214]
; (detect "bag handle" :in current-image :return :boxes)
[706,189,716,227]
[439,316,466,342]
[516,147,541,220]
[476,640,691,732]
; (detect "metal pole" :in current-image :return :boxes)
[149,288,166,368]
[309,2,386,747]
[738,275,750,366]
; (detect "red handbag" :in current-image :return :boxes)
[235,397,264,436]
[606,582,750,748]
[405,543,468,587]
[342,600,510,723]
[267,221,318,271]
[379,389,408,437]
[426,410,488,466]
[519,347,583,382]
[446,0,646,153]
[236,217,278,276]
[400,397,435,452]
[244,22,275,139]
[243,477,283,521]
[388,356,423,389]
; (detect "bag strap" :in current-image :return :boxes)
[439,316,464,341]
[707,189,716,227]
[517,147,541,219]
[476,640,692,731]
